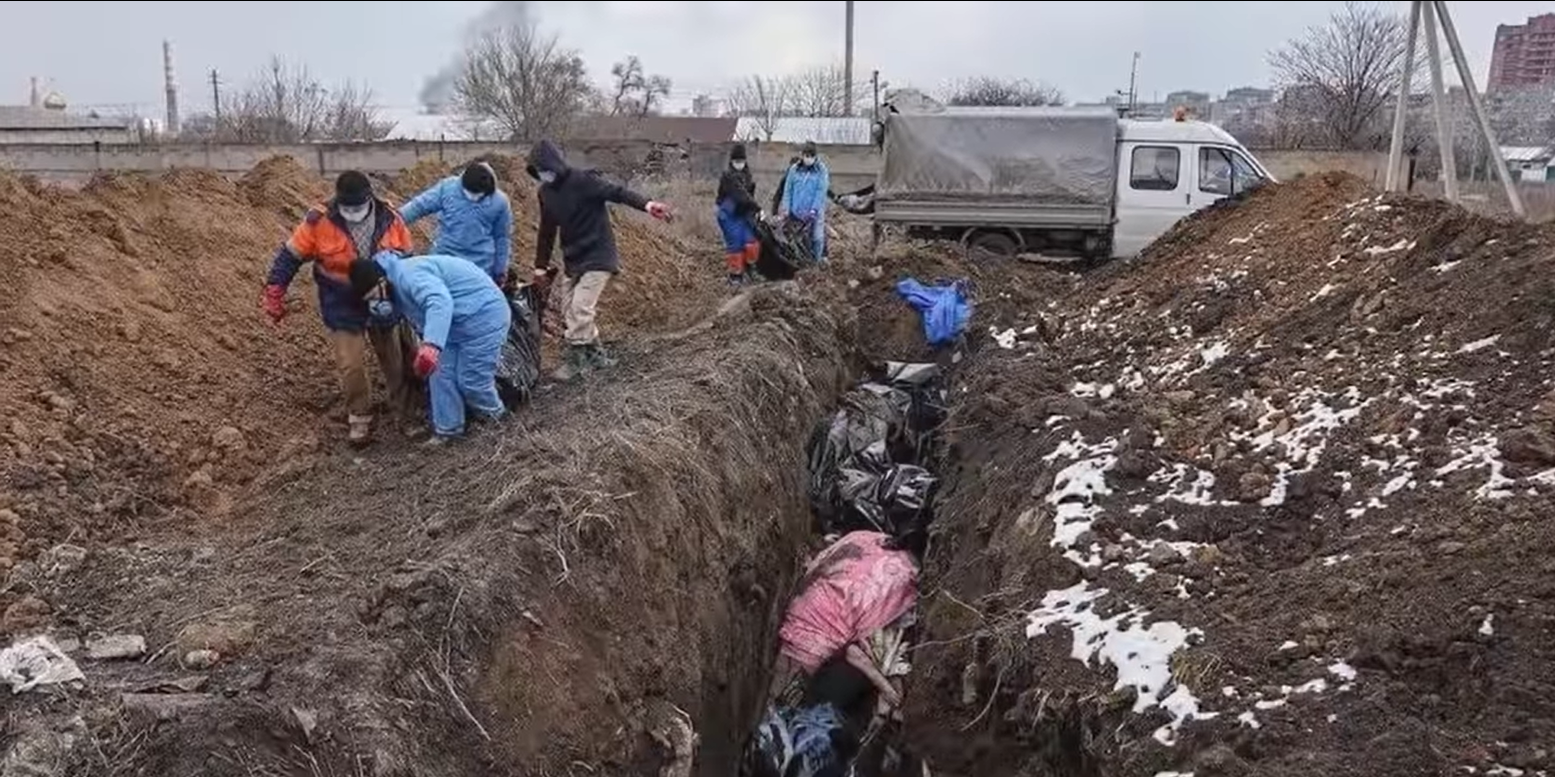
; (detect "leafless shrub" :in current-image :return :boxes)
[943,76,1064,108]
[1268,1,1422,149]
[201,56,390,143]
[454,20,594,141]
[608,56,673,118]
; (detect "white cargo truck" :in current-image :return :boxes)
[870,105,1274,260]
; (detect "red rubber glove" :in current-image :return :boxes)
[261,284,287,324]
[412,344,441,379]
[645,201,673,222]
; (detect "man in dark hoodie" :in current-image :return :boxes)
[715,143,761,286]
[526,139,671,378]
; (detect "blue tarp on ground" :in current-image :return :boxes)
[895,277,972,347]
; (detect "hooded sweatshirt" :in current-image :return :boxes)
[398,173,514,281]
[526,140,651,277]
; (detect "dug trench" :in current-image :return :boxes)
[10,158,1555,777]
[13,282,866,776]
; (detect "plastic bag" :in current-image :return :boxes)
[805,364,946,537]
[895,277,972,348]
[744,703,856,777]
[833,447,938,540]
[754,218,805,281]
[495,284,543,410]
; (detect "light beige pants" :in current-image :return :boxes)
[327,326,414,417]
[560,271,612,346]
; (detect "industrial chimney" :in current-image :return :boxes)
[29,77,39,108]
[163,40,181,136]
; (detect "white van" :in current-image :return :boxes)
[868,106,1275,260]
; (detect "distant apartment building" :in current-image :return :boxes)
[1490,13,1555,91]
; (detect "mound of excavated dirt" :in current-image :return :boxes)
[14,284,853,777]
[0,162,338,583]
[907,174,1555,776]
[0,154,722,636]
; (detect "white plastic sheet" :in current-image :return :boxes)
[0,636,84,693]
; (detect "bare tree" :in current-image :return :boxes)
[1268,1,1421,149]
[607,55,672,118]
[726,74,792,141]
[944,76,1064,107]
[788,64,860,118]
[201,57,390,143]
[454,20,595,141]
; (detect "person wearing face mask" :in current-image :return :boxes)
[714,143,761,286]
[526,139,673,379]
[778,140,832,264]
[398,161,514,285]
[262,170,416,446]
[348,252,510,446]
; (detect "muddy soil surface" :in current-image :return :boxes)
[0,157,808,776]
[901,174,1555,777]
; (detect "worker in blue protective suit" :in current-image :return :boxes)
[398,162,515,284]
[778,140,831,264]
[348,252,512,445]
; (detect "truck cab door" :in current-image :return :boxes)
[1191,145,1268,207]
[1113,142,1191,259]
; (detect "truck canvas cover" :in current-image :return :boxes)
[877,106,1119,208]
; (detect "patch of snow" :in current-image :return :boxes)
[1458,335,1502,354]
[992,327,1018,350]
[1480,613,1495,636]
[1071,382,1117,400]
[1310,284,1337,301]
[1027,582,1211,746]
[1329,662,1357,682]
[1237,711,1261,729]
[1278,640,1299,651]
[1363,239,1415,256]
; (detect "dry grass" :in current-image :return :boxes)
[635,176,722,247]
[1410,179,1555,223]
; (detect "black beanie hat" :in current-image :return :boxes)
[348,258,386,298]
[461,162,497,196]
[730,143,748,162]
[801,140,818,156]
[335,170,373,207]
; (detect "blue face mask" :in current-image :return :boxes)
[368,297,397,326]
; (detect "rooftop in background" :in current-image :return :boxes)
[0,105,135,130]
[734,117,873,145]
[569,115,736,144]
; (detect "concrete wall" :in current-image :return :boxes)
[0,139,1383,193]
[1251,149,1390,186]
[0,127,137,145]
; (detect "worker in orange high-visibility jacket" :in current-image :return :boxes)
[261,170,417,446]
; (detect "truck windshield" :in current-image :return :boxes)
[1199,147,1266,196]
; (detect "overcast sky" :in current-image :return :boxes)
[4,1,1551,117]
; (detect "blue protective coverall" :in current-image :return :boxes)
[374,251,512,437]
[780,160,831,263]
[399,175,514,281]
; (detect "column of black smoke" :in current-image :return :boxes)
[418,1,534,113]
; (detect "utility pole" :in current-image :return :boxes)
[1127,52,1140,113]
[1385,1,1524,219]
[844,0,855,115]
[871,69,881,121]
[209,69,222,125]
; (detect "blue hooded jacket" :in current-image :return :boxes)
[399,174,514,280]
[780,160,830,220]
[373,252,508,351]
